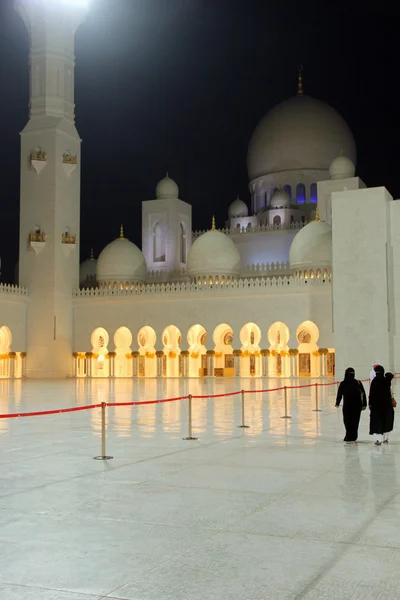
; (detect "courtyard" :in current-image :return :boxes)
[0,377,399,600]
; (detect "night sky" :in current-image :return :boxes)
[0,0,396,283]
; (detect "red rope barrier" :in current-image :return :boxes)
[107,395,189,407]
[191,391,242,399]
[0,403,102,420]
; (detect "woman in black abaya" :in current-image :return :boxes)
[336,367,367,443]
[369,365,395,445]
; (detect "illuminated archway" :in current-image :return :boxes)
[91,327,110,377]
[267,321,290,376]
[0,326,12,378]
[296,320,320,377]
[240,322,262,377]
[114,326,133,377]
[213,323,234,377]
[137,326,157,377]
[187,324,207,377]
[162,325,182,377]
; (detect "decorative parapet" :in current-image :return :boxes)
[61,233,76,244]
[0,283,28,297]
[62,151,77,177]
[241,262,292,277]
[30,148,47,174]
[29,232,45,243]
[74,275,331,299]
[192,221,307,239]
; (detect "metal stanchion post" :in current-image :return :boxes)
[313,383,321,412]
[94,402,114,460]
[183,394,198,440]
[281,386,291,419]
[237,390,250,428]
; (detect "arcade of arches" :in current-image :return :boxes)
[74,321,335,379]
[0,325,24,379]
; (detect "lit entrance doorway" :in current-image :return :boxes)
[137,326,157,377]
[91,327,110,377]
[162,325,182,377]
[187,324,207,377]
[240,322,262,377]
[114,326,133,377]
[213,323,234,377]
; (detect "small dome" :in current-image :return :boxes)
[97,230,147,284]
[80,252,97,287]
[329,154,356,180]
[289,220,332,269]
[228,196,248,218]
[269,188,290,209]
[247,95,356,181]
[188,229,241,278]
[156,174,179,199]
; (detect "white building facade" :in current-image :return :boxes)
[0,0,397,382]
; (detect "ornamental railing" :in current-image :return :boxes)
[74,275,330,298]
[0,283,28,297]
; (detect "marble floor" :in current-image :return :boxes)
[0,377,399,600]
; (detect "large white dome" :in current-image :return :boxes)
[228,196,248,218]
[188,230,241,278]
[269,188,290,209]
[97,231,147,285]
[329,154,356,180]
[247,95,356,181]
[156,174,179,199]
[289,220,332,269]
[80,253,97,287]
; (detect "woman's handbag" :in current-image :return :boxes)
[392,397,397,408]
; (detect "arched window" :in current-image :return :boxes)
[236,223,241,231]
[180,223,186,263]
[273,215,281,227]
[296,183,306,204]
[283,184,292,202]
[153,221,166,262]
[290,215,294,224]
[246,222,252,231]
[310,183,318,203]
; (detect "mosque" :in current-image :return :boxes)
[0,0,398,382]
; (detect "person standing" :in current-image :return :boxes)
[369,365,395,445]
[336,367,367,443]
[370,364,378,384]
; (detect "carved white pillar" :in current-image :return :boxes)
[109,352,116,377]
[132,352,139,377]
[9,353,16,378]
[156,351,164,377]
[86,353,92,378]
[73,353,78,377]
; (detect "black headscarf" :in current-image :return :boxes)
[385,372,394,383]
[374,365,385,377]
[344,367,355,379]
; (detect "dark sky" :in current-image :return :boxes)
[0,0,396,283]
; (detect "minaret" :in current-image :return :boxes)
[15,0,89,378]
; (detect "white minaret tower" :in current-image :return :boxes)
[15,0,88,377]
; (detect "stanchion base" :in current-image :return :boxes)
[237,425,250,428]
[182,436,198,440]
[94,456,114,460]
[281,416,292,419]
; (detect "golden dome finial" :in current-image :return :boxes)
[211,215,216,230]
[315,206,320,221]
[120,224,124,239]
[90,248,94,260]
[297,65,304,96]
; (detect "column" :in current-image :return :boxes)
[206,350,215,377]
[156,351,164,377]
[73,352,78,377]
[233,350,241,377]
[181,351,189,377]
[132,351,139,377]
[9,352,16,378]
[261,350,267,377]
[86,352,92,378]
[20,352,26,377]
[109,352,116,377]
